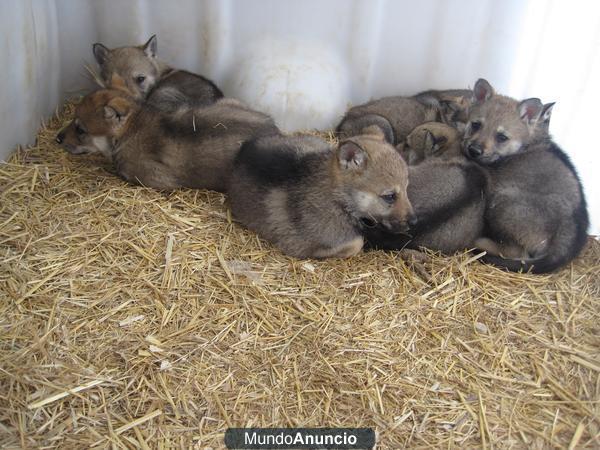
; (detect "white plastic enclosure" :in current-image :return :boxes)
[1,0,599,233]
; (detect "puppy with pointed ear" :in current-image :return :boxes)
[54,88,138,159]
[462,79,588,273]
[400,122,462,165]
[93,35,157,65]
[90,35,165,99]
[229,129,413,259]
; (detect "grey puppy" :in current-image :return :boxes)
[228,127,416,259]
[414,89,472,130]
[397,122,463,165]
[463,78,588,273]
[93,35,223,112]
[363,159,487,255]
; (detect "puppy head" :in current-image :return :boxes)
[92,35,161,99]
[56,89,137,158]
[333,127,416,233]
[462,78,549,164]
[402,122,462,165]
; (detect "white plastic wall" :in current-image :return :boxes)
[1,0,599,234]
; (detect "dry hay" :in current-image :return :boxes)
[1,101,599,449]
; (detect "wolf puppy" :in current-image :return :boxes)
[336,86,473,146]
[387,121,486,253]
[366,119,486,254]
[93,35,223,112]
[398,122,463,165]
[228,128,415,259]
[336,96,438,146]
[463,78,588,273]
[56,88,278,192]
[413,89,472,131]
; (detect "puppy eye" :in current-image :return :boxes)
[496,133,509,143]
[135,75,146,84]
[380,192,397,205]
[470,121,482,132]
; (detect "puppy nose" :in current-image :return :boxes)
[56,131,65,144]
[468,143,483,158]
[407,214,418,228]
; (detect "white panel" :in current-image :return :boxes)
[0,0,60,157]
[0,0,598,233]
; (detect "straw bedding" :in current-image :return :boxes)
[1,101,599,449]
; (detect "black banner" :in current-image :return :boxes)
[224,428,375,449]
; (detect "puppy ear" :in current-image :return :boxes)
[104,97,132,123]
[518,98,544,125]
[142,35,157,58]
[93,43,110,66]
[540,102,555,125]
[338,141,367,170]
[472,78,494,104]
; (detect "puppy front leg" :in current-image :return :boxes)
[312,236,364,259]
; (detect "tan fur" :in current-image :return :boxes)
[93,36,223,112]
[414,89,472,130]
[93,37,167,99]
[337,96,438,145]
[57,89,279,192]
[228,130,414,259]
[474,237,527,259]
[398,122,462,165]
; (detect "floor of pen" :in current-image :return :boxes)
[1,100,599,448]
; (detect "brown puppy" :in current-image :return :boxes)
[56,88,279,191]
[228,127,415,259]
[398,122,463,165]
[414,89,472,131]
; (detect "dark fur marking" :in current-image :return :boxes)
[235,138,327,186]
[362,228,412,251]
[287,190,305,227]
[147,70,223,109]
